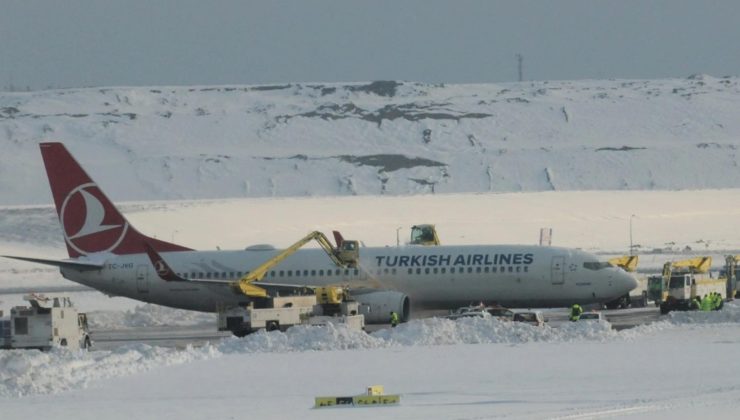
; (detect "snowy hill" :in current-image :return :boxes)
[2,75,740,205]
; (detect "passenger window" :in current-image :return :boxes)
[311,270,316,276]
[304,270,309,276]
[392,268,397,274]
[516,266,521,272]
[288,271,292,277]
[354,269,359,276]
[484,267,490,273]
[424,268,429,274]
[279,270,284,277]
[206,272,212,279]
[327,270,332,276]
[524,266,528,272]
[441,268,446,274]
[408,268,413,274]
[416,268,421,275]
[476,267,481,273]
[433,268,438,274]
[384,268,389,274]
[492,267,497,273]
[319,270,324,276]
[509,267,513,272]
[336,269,340,275]
[270,271,275,277]
[467,267,473,273]
[451,268,455,274]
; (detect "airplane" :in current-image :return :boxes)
[3,142,638,331]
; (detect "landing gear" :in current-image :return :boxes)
[604,294,630,310]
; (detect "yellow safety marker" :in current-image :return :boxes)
[314,385,400,408]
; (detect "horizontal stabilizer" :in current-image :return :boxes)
[1,255,104,271]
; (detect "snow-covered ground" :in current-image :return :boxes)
[3,76,740,205]
[3,76,740,418]
[2,308,740,419]
[2,190,740,418]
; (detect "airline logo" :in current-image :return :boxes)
[375,253,535,267]
[60,182,129,255]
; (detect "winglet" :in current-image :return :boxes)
[144,242,183,282]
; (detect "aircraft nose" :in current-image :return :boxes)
[619,270,639,292]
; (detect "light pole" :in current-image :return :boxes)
[629,214,636,255]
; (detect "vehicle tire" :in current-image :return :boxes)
[59,338,68,347]
[83,336,91,350]
[231,329,249,338]
[266,321,279,332]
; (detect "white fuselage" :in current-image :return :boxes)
[60,244,637,311]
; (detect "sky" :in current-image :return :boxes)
[1,0,740,90]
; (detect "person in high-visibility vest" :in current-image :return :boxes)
[390,311,400,327]
[700,295,713,312]
[569,304,583,322]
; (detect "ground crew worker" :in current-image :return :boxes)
[569,304,583,322]
[700,295,712,312]
[390,311,400,327]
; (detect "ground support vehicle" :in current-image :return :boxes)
[648,257,728,314]
[409,224,441,246]
[512,310,545,326]
[218,287,364,336]
[0,294,91,351]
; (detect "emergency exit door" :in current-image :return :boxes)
[136,265,149,293]
[551,256,565,285]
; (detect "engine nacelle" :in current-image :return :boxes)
[353,290,410,324]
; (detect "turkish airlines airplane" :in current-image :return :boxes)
[4,143,637,326]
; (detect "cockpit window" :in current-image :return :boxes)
[583,261,613,270]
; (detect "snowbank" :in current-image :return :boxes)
[88,304,215,330]
[3,303,740,398]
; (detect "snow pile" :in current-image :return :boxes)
[5,307,740,397]
[88,304,215,330]
[665,300,740,325]
[0,344,217,397]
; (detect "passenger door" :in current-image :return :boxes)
[551,256,565,285]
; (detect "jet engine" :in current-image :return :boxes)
[352,290,410,324]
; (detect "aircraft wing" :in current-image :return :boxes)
[1,255,104,271]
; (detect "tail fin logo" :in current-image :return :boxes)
[60,183,129,255]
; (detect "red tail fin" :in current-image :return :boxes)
[39,142,192,257]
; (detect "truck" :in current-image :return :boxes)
[648,257,728,314]
[218,287,365,336]
[0,294,91,351]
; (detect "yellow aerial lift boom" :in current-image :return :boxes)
[608,255,639,272]
[236,231,359,298]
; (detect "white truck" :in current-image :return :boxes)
[218,287,365,336]
[0,294,91,351]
